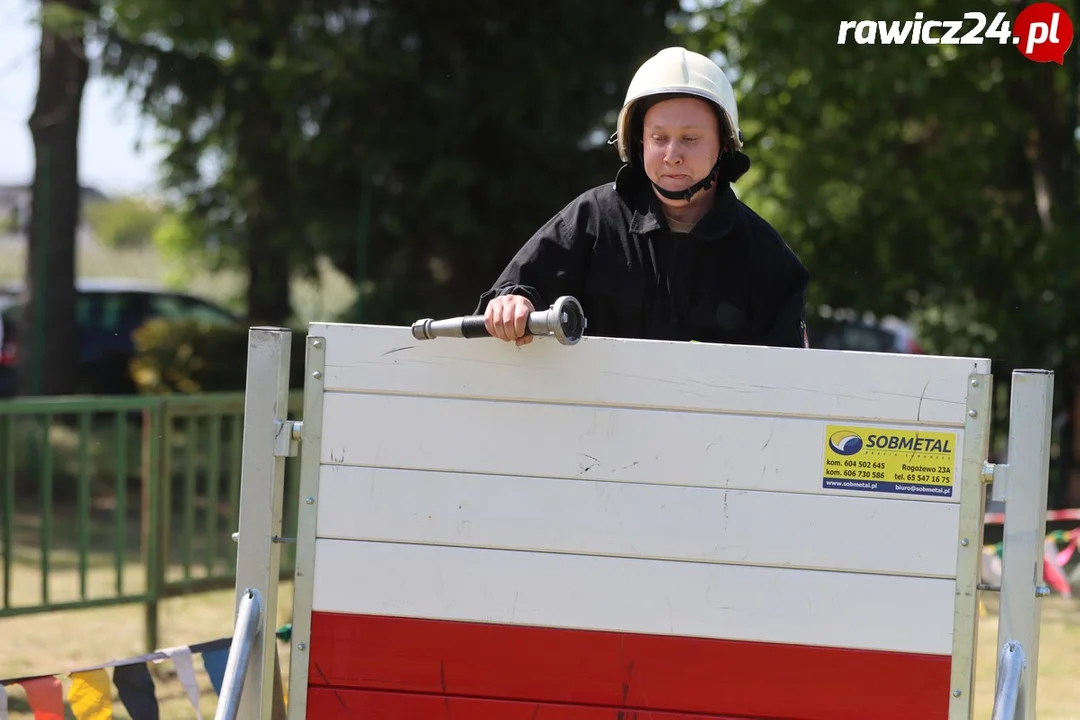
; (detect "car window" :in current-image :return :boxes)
[812,319,895,352]
[839,324,892,352]
[147,294,189,320]
[78,292,150,334]
[179,297,237,325]
[148,294,236,326]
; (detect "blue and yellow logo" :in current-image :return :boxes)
[828,430,864,456]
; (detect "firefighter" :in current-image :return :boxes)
[477,46,810,349]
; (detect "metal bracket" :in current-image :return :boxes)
[232,419,301,545]
[983,461,1010,502]
[979,460,1052,596]
[231,533,296,544]
[979,582,1051,597]
[273,419,303,458]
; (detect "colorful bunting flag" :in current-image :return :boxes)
[19,676,64,720]
[0,636,243,720]
[201,647,229,696]
[68,670,113,720]
[112,664,159,720]
[161,647,203,720]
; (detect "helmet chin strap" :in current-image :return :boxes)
[649,155,723,202]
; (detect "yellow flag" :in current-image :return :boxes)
[68,670,113,720]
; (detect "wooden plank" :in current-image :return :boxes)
[319,392,965,503]
[309,539,956,655]
[307,612,952,719]
[313,322,987,426]
[315,465,961,578]
[306,689,756,719]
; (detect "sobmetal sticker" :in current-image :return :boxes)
[822,425,957,498]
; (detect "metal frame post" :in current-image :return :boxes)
[949,371,993,718]
[285,334,326,720]
[994,369,1054,720]
[234,327,294,719]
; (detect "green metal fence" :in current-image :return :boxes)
[0,391,303,652]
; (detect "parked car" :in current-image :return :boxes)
[0,279,242,397]
[0,285,18,307]
[808,310,926,354]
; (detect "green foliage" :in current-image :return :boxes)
[678,0,1080,371]
[130,318,307,394]
[91,0,683,325]
[89,0,1080,376]
[39,1,97,38]
[148,203,230,288]
[84,196,163,249]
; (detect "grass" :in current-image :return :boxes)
[974,594,1080,717]
[0,581,295,719]
[0,505,296,718]
[0,572,1077,717]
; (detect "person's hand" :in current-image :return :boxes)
[484,295,535,346]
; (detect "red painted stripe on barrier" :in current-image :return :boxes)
[308,688,755,719]
[307,612,951,720]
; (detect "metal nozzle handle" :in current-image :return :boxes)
[410,296,586,346]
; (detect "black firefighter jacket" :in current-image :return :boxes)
[476,165,810,349]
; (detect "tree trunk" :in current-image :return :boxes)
[238,37,292,327]
[21,0,92,396]
[247,244,292,326]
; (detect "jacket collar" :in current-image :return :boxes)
[615,164,736,241]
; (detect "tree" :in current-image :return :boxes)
[22,0,96,396]
[682,0,1078,358]
[92,0,682,326]
[678,0,1079,500]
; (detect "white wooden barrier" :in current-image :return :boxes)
[227,320,1053,720]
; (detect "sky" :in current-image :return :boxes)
[0,0,166,196]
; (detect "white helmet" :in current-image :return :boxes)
[615,46,743,165]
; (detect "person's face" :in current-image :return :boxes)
[641,96,722,206]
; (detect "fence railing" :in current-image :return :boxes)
[0,391,303,652]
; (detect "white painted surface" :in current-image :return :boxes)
[300,324,990,663]
[318,391,964,504]
[316,465,961,578]
[313,322,989,426]
[310,539,956,656]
